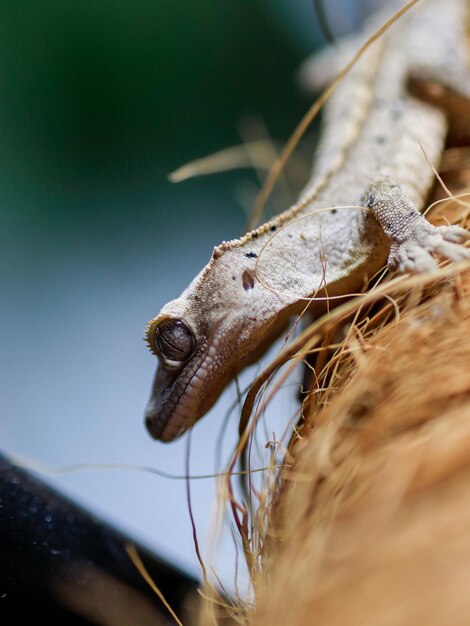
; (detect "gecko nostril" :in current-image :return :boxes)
[145,414,154,432]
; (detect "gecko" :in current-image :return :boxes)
[144,0,470,442]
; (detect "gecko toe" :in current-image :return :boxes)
[436,225,470,244]
[388,226,470,275]
[390,243,438,274]
[433,239,470,263]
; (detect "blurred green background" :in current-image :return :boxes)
[0,1,312,214]
[0,0,380,582]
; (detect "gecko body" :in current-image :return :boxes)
[145,0,470,442]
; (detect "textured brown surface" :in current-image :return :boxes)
[249,243,470,625]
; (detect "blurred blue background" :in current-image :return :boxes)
[0,0,382,588]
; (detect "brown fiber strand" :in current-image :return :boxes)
[125,544,184,626]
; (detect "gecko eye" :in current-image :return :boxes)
[154,318,195,366]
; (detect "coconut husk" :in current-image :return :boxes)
[248,189,470,625]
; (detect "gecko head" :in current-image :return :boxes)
[143,243,285,442]
[144,306,217,442]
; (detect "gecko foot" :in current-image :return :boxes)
[364,177,470,274]
[388,222,470,274]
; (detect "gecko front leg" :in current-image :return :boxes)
[363,177,470,274]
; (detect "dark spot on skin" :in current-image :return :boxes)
[376,136,386,144]
[300,233,306,241]
[367,194,375,209]
[270,225,277,232]
[245,252,257,258]
[195,295,200,301]
[252,233,258,239]
[232,276,236,280]
[249,317,257,322]
[288,233,293,238]
[331,209,337,215]
[242,269,255,291]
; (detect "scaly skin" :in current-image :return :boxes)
[145,0,470,442]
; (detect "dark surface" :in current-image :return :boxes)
[0,452,199,625]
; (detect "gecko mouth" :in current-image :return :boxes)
[144,344,212,442]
